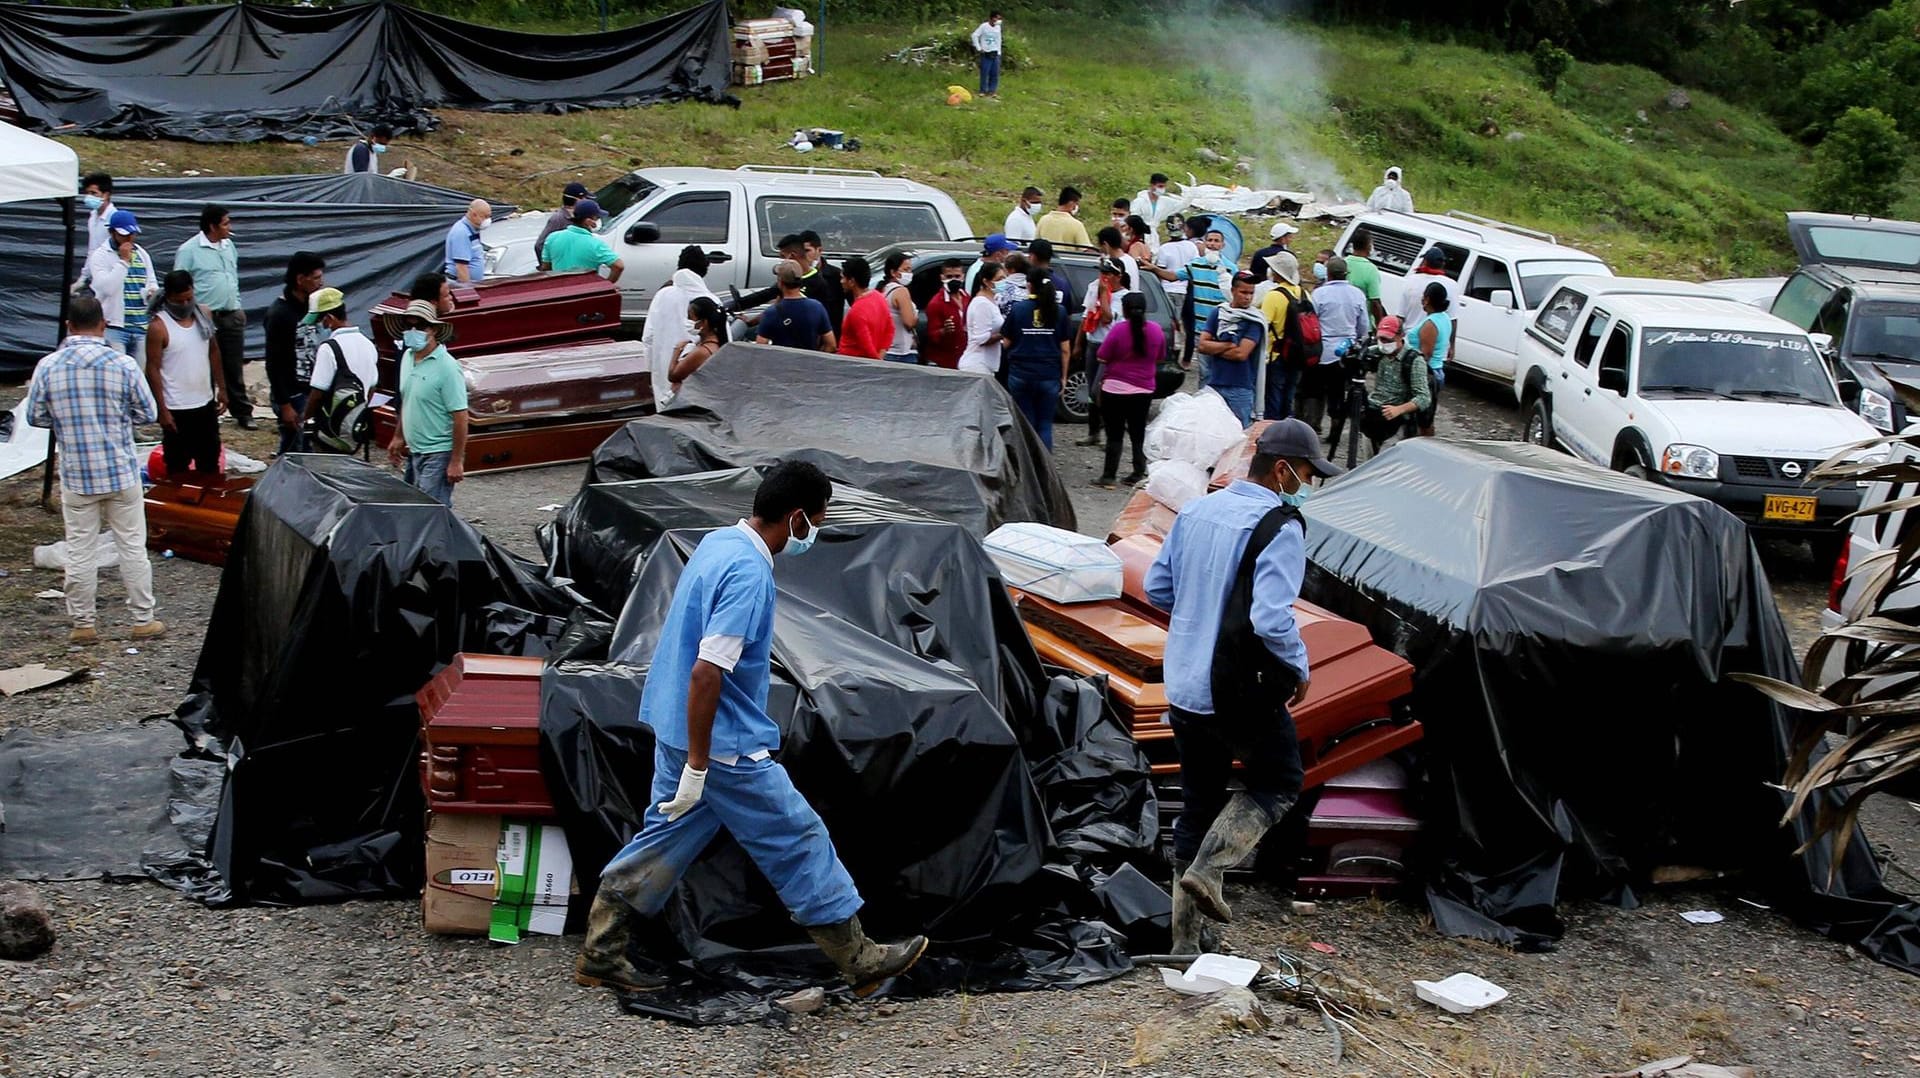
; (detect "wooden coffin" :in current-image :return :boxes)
[369,273,622,389]
[417,654,552,817]
[144,474,254,566]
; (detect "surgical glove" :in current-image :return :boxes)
[657,764,708,821]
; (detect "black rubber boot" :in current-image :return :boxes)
[1178,792,1292,924]
[1167,856,1221,955]
[806,916,930,998]
[573,884,668,993]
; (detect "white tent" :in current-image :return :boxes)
[0,124,75,486]
[0,124,78,205]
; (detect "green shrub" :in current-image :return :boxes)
[1532,38,1573,93]
[903,19,1036,71]
[1811,106,1905,216]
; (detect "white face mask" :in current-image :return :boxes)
[1386,178,1400,191]
[477,218,492,231]
[1152,186,1166,198]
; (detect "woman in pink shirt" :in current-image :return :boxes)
[1093,291,1162,487]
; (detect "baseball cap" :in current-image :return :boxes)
[1256,417,1344,478]
[107,209,140,235]
[1269,222,1299,240]
[571,198,603,223]
[1421,247,1447,268]
[300,287,346,325]
[1376,315,1403,342]
[562,181,590,200]
[983,233,1017,255]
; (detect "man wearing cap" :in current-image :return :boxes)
[386,300,468,506]
[1003,187,1043,242]
[299,288,382,453]
[539,199,625,281]
[264,251,327,455]
[1258,251,1307,421]
[733,233,844,335]
[1196,271,1268,427]
[1249,221,1297,285]
[444,199,492,285]
[173,204,253,429]
[1144,416,1341,953]
[966,233,1018,293]
[753,261,836,353]
[1356,315,1430,453]
[536,181,592,260]
[84,209,156,365]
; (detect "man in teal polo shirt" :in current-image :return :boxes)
[538,198,625,281]
[385,299,468,506]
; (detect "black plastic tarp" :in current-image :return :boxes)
[1299,439,1920,973]
[0,721,185,881]
[0,172,514,378]
[537,469,1157,1022]
[587,345,1077,536]
[0,0,732,142]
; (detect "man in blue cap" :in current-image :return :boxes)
[539,199,624,281]
[1144,417,1343,953]
[84,209,156,363]
[575,460,929,997]
[966,233,1018,293]
[536,181,592,263]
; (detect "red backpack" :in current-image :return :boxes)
[1279,284,1323,367]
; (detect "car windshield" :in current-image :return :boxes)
[1517,260,1609,308]
[1638,328,1838,404]
[1847,303,1920,366]
[591,176,658,226]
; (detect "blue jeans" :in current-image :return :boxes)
[106,326,144,362]
[979,52,1001,95]
[1420,365,1446,429]
[599,744,863,928]
[884,351,919,365]
[1008,373,1060,449]
[1214,385,1255,428]
[1265,363,1298,421]
[405,450,453,506]
[277,391,308,456]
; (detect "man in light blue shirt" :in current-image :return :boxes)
[443,199,492,284]
[173,203,253,428]
[577,462,929,998]
[1145,417,1341,952]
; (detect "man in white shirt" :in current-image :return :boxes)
[81,172,115,265]
[299,288,382,453]
[1130,173,1176,235]
[1366,166,1414,214]
[971,12,1004,97]
[642,246,716,407]
[1003,186,1042,242]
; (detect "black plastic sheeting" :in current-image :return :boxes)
[0,0,732,142]
[0,172,514,377]
[0,721,189,882]
[158,453,599,906]
[536,468,1158,1023]
[588,344,1077,536]
[1299,440,1920,974]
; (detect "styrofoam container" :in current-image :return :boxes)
[1160,953,1263,995]
[1412,972,1508,1014]
[984,523,1124,604]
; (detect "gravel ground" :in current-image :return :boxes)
[2,374,1917,1077]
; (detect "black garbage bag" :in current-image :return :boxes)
[1299,440,1920,973]
[585,344,1075,535]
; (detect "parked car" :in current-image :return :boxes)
[1699,277,1786,309]
[863,240,1178,423]
[1515,276,1883,556]
[1334,210,1612,393]
[486,165,971,324]
[1765,211,1920,436]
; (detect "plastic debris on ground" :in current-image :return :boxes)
[1159,953,1263,995]
[1300,440,1920,975]
[0,665,84,697]
[1143,389,1244,472]
[1412,972,1508,1014]
[1680,910,1725,925]
[1601,1057,1758,1078]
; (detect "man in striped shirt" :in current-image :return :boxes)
[24,296,165,645]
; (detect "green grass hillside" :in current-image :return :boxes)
[62,19,1865,278]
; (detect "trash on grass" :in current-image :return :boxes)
[1308,941,1337,955]
[0,664,85,696]
[1160,953,1262,995]
[1412,972,1508,1014]
[1680,909,1725,925]
[34,589,63,600]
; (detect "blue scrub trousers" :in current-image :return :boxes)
[599,744,863,929]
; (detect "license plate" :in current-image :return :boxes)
[1763,494,1818,523]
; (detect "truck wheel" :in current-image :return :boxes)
[1622,451,1653,480]
[1523,397,1554,450]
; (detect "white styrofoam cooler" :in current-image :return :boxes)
[983,523,1124,604]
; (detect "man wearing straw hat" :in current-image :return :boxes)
[385,299,468,506]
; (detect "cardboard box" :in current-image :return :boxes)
[421,813,576,941]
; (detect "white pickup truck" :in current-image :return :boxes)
[1514,276,1882,556]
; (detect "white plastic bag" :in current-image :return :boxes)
[1144,388,1244,469]
[33,533,119,571]
[1143,459,1209,512]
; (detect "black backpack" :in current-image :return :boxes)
[1209,504,1306,717]
[310,340,371,453]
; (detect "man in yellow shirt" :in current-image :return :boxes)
[1035,186,1092,247]
[1259,251,1307,420]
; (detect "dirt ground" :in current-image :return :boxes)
[3,373,1918,1077]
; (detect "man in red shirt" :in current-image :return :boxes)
[922,262,968,369]
[836,256,892,360]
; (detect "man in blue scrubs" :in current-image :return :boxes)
[575,461,929,996]
[1145,418,1341,952]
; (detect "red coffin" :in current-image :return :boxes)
[417,653,552,817]
[369,272,621,390]
[144,475,255,566]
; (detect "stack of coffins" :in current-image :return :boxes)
[731,17,812,85]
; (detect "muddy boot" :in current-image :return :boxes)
[1167,857,1222,956]
[573,884,668,993]
[1179,793,1291,924]
[806,916,930,998]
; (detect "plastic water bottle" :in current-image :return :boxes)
[301,136,319,147]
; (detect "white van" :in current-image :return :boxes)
[486,165,972,323]
[1335,210,1612,392]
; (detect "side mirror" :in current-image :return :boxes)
[1598,367,1628,395]
[1809,331,1836,358]
[1835,375,1861,406]
[624,221,662,245]
[1488,289,1516,310]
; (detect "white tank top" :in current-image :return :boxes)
[883,281,915,356]
[158,310,215,409]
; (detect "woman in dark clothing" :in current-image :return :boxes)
[998,275,1074,449]
[1093,291,1162,487]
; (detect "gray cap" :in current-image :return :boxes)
[1256,418,1344,478]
